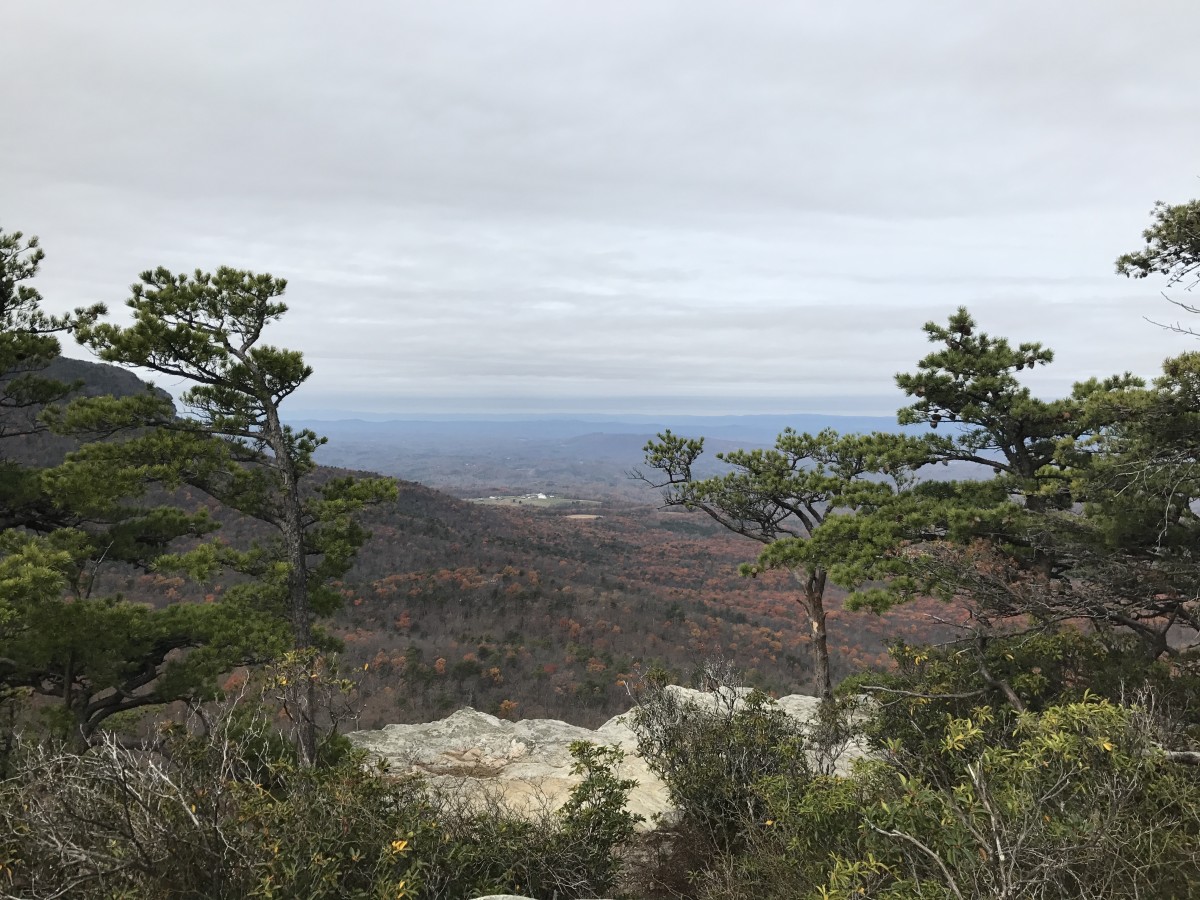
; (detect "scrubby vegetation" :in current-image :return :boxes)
[0,660,641,899]
[625,644,1200,899]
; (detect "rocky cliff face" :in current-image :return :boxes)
[345,686,865,830]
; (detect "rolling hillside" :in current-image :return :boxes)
[9,359,962,727]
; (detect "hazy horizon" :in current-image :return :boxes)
[282,394,909,421]
[8,2,1199,416]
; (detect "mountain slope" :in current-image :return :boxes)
[3,358,959,727]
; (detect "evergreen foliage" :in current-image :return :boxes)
[64,266,397,763]
[638,428,930,700]
[0,235,276,744]
[0,229,103,434]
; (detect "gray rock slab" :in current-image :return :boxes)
[346,687,866,829]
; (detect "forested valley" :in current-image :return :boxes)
[2,196,1200,898]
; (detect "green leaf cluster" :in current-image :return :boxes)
[703,697,1200,900]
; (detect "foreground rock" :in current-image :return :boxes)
[346,687,866,830]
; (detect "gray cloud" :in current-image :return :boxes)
[3,1,1198,415]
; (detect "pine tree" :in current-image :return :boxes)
[71,266,396,764]
[638,428,929,701]
[0,234,271,744]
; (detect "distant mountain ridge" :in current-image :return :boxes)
[43,356,172,402]
[295,412,922,447]
[299,412,935,499]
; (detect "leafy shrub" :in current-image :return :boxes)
[0,707,427,899]
[415,741,641,899]
[844,630,1200,783]
[628,673,810,896]
[713,698,1200,900]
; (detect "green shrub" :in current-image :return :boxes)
[716,698,1200,900]
[410,741,641,899]
[837,630,1200,795]
[0,711,428,899]
[628,677,810,896]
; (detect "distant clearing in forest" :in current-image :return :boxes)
[469,494,601,509]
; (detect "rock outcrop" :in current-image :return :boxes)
[345,686,865,830]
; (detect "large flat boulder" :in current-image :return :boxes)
[347,705,671,825]
[345,686,865,830]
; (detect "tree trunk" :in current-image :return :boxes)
[280,508,318,768]
[279,504,311,650]
[808,570,833,703]
[264,407,318,768]
[793,568,833,703]
[62,652,88,750]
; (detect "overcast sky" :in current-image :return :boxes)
[5,2,1199,416]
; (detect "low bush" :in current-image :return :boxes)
[627,672,811,897]
[705,698,1200,900]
